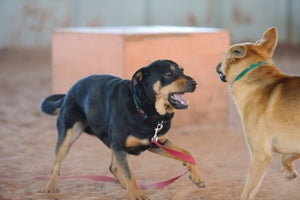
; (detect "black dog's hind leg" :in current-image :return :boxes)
[40,122,84,193]
[110,150,149,200]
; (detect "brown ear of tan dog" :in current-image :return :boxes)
[216,27,300,200]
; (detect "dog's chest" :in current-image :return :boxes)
[124,121,170,155]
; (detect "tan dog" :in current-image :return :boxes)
[216,27,300,200]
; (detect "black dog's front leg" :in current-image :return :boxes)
[148,139,205,188]
[111,150,149,200]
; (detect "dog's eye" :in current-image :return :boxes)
[233,49,242,55]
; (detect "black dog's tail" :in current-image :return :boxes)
[40,94,65,115]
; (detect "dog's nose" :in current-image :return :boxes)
[188,78,197,92]
[219,72,227,82]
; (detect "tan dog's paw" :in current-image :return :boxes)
[281,155,299,181]
[283,169,298,180]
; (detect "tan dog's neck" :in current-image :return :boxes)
[232,61,269,83]
[231,64,286,114]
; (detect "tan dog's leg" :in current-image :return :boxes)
[40,123,82,193]
[241,144,272,200]
[148,139,205,187]
[112,150,149,200]
[281,153,300,180]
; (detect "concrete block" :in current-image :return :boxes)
[52,26,230,127]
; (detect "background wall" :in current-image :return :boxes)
[0,0,299,48]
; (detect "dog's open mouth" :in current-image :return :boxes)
[169,93,189,109]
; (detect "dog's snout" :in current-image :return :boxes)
[189,79,197,87]
[216,63,227,82]
[216,62,222,74]
[187,77,197,91]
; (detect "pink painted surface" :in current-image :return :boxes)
[52,26,230,127]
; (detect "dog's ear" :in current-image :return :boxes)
[132,67,149,86]
[256,27,278,57]
[229,45,247,63]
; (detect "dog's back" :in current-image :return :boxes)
[41,74,130,147]
[231,65,300,124]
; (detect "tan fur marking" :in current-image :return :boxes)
[110,152,147,199]
[153,78,189,115]
[41,123,83,193]
[157,132,169,144]
[125,135,149,148]
[41,129,74,193]
[110,153,127,188]
[170,65,176,71]
[133,71,143,86]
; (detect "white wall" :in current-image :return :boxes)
[0,0,299,48]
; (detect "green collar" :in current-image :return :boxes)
[131,85,148,119]
[233,61,268,83]
[132,93,148,119]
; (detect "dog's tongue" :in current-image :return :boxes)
[172,94,188,106]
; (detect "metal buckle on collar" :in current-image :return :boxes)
[152,121,164,142]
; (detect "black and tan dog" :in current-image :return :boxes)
[40,60,204,199]
[216,27,300,200]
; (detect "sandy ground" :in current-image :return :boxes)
[0,46,300,200]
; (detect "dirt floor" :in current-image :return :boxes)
[0,45,300,200]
